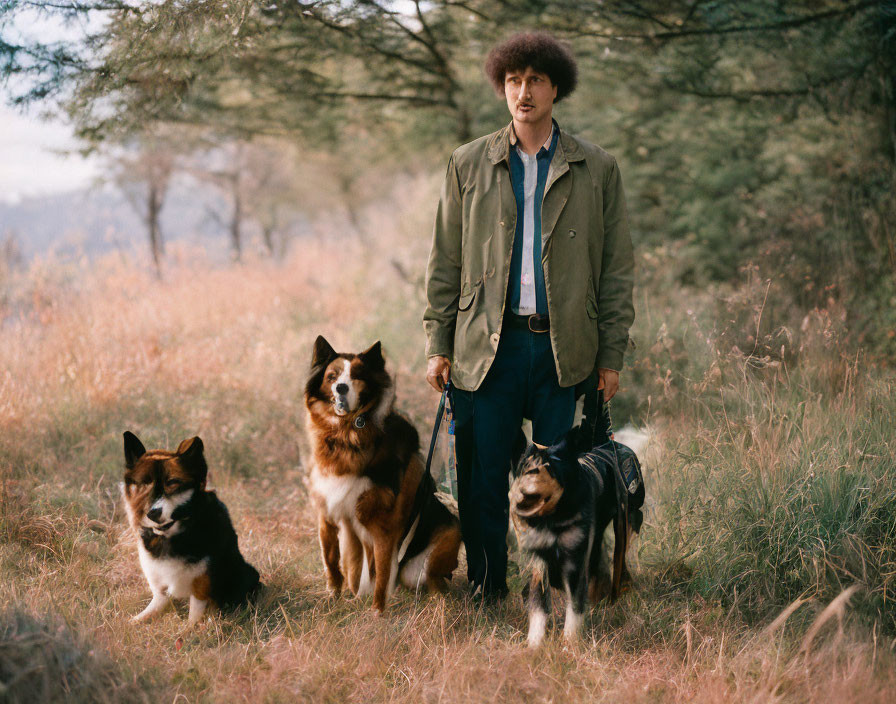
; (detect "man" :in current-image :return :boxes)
[423,32,635,600]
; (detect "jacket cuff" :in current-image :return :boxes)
[596,346,625,373]
[424,323,454,358]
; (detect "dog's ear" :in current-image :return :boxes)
[359,340,385,370]
[547,436,577,486]
[176,436,203,457]
[123,431,146,469]
[311,335,338,370]
[561,425,588,456]
[513,442,541,477]
[549,435,571,462]
[177,436,208,487]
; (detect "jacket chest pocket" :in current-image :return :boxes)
[458,288,476,312]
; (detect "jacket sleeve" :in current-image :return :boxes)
[423,153,463,358]
[594,157,635,372]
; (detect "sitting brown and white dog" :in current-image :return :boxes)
[121,432,260,625]
[304,335,461,613]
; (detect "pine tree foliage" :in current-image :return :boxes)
[1,0,894,355]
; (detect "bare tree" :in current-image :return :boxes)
[110,130,178,276]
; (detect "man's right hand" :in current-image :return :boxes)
[426,355,451,392]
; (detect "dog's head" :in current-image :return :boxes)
[304,335,392,420]
[510,436,578,519]
[121,431,207,537]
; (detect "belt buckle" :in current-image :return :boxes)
[528,314,548,333]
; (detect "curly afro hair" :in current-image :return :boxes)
[485,32,578,103]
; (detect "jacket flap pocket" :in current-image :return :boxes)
[586,293,598,319]
[458,289,476,312]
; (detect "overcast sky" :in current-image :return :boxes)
[0,8,102,203]
[0,102,101,203]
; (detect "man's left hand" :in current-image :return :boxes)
[597,368,620,401]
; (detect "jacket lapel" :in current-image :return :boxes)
[541,130,584,254]
[489,122,586,255]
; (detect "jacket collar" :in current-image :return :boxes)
[487,119,585,166]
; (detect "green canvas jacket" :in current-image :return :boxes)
[424,121,635,392]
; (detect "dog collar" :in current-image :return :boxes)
[353,414,367,429]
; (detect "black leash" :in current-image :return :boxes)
[400,381,451,547]
[583,386,629,601]
[425,380,451,478]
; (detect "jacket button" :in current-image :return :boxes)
[569,229,576,238]
[499,221,505,227]
[490,332,500,347]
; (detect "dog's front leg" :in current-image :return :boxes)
[133,590,170,622]
[527,559,552,648]
[187,596,208,626]
[370,532,398,614]
[342,524,365,596]
[562,544,592,642]
[318,513,343,596]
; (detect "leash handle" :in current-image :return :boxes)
[424,380,451,478]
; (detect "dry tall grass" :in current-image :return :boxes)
[1,177,894,702]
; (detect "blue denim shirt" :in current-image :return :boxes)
[507,125,559,315]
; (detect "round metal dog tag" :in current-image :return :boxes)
[354,415,366,429]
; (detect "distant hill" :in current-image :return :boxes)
[0,180,228,262]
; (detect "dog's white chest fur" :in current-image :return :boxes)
[310,469,373,523]
[137,545,208,600]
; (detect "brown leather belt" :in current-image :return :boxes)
[504,311,550,333]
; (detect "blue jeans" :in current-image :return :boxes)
[451,325,576,594]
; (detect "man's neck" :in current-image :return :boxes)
[513,117,554,156]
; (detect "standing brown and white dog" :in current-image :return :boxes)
[304,336,461,613]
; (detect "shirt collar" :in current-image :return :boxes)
[510,119,558,154]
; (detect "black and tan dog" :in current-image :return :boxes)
[510,431,644,646]
[121,432,260,625]
[305,335,461,613]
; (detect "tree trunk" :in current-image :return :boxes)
[230,180,243,261]
[147,182,164,278]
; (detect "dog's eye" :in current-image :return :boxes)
[326,373,337,382]
[165,479,182,489]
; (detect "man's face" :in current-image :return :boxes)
[504,66,557,126]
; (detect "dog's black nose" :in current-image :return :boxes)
[335,383,349,395]
[147,507,163,523]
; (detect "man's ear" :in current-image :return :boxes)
[359,341,384,370]
[312,335,338,370]
[123,431,146,469]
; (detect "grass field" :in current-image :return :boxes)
[2,194,894,702]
